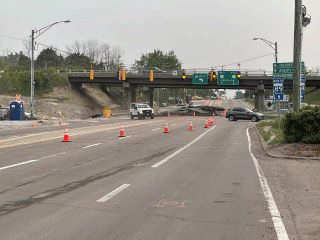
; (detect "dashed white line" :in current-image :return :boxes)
[246,128,289,240]
[152,128,161,131]
[0,152,66,171]
[152,126,216,168]
[97,184,130,202]
[83,143,101,149]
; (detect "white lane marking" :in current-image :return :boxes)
[152,128,161,131]
[152,126,216,168]
[97,184,130,203]
[83,143,101,149]
[0,152,66,171]
[171,124,177,126]
[246,128,289,240]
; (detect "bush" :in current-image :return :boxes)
[283,107,320,143]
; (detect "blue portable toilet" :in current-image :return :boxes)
[10,101,25,120]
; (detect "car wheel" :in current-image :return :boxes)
[228,115,235,121]
[130,113,134,119]
[138,113,142,120]
[150,114,154,119]
[251,115,257,122]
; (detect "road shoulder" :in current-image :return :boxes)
[250,127,320,240]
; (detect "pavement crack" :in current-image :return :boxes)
[0,147,177,216]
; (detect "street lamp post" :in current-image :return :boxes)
[253,37,280,126]
[30,20,70,119]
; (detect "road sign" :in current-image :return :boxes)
[273,84,283,93]
[192,73,208,85]
[273,78,284,84]
[273,62,305,79]
[274,93,284,101]
[217,71,239,85]
[300,84,305,103]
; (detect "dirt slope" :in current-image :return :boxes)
[0,84,120,120]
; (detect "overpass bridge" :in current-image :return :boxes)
[68,69,320,111]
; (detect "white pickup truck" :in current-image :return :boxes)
[129,103,154,119]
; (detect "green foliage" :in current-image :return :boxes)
[36,48,63,69]
[0,68,65,96]
[283,107,320,143]
[64,53,91,70]
[134,49,182,71]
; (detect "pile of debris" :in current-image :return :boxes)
[156,105,225,117]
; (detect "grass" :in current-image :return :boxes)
[256,118,285,144]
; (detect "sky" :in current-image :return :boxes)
[0,0,319,73]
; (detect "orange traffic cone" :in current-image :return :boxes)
[204,120,208,128]
[119,125,125,137]
[193,112,196,117]
[188,121,193,131]
[63,127,71,142]
[164,123,169,133]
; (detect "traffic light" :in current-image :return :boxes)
[182,69,186,79]
[121,69,126,81]
[89,63,94,80]
[213,70,217,80]
[89,70,94,80]
[209,70,213,82]
[236,71,241,79]
[150,70,154,81]
[118,68,121,80]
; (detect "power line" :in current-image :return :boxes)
[214,53,274,69]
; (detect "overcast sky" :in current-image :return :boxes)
[1,0,319,72]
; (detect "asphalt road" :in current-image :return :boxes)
[0,114,282,240]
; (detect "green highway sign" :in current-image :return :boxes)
[192,73,208,85]
[217,71,239,85]
[273,62,305,79]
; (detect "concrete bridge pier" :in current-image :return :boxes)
[148,88,154,108]
[255,81,265,112]
[124,83,138,108]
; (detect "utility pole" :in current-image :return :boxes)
[293,0,303,111]
[30,30,35,118]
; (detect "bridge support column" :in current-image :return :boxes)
[255,81,265,112]
[127,83,137,106]
[148,88,154,108]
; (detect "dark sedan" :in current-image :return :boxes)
[226,107,264,122]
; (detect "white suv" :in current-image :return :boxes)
[129,103,154,119]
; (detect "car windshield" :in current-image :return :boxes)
[138,104,149,108]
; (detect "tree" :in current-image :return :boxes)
[35,48,63,69]
[134,49,182,71]
[64,53,91,70]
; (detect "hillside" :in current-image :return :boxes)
[0,84,120,120]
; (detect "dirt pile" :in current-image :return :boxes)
[0,84,120,120]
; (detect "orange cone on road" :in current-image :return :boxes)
[63,126,71,142]
[193,112,196,117]
[188,121,193,131]
[119,125,125,137]
[204,120,209,128]
[164,122,169,133]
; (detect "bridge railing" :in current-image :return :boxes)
[65,68,320,77]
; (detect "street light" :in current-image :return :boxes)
[252,38,278,64]
[253,37,282,128]
[30,20,71,119]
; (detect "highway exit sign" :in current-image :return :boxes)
[192,73,208,85]
[273,62,305,79]
[217,71,239,85]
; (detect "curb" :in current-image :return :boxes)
[254,126,320,161]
